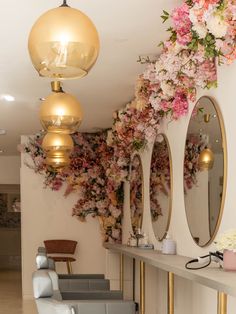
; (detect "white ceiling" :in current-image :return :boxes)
[0,0,179,155]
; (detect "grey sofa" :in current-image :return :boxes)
[33,269,136,314]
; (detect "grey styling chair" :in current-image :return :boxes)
[36,253,112,295]
[33,269,136,314]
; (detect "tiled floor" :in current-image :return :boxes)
[0,271,37,314]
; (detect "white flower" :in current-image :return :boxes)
[106,130,114,146]
[135,99,147,111]
[189,7,198,24]
[149,94,161,111]
[207,14,228,38]
[160,81,175,98]
[215,229,236,251]
[118,109,125,119]
[193,23,208,39]
[156,134,164,143]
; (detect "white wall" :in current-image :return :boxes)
[21,143,106,299]
[107,62,236,313]
[0,156,20,184]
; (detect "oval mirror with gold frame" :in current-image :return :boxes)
[130,154,144,234]
[150,134,172,241]
[184,96,227,247]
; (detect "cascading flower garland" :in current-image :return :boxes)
[24,0,236,242]
[22,132,124,243]
[107,0,235,189]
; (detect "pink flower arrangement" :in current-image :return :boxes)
[172,3,192,45]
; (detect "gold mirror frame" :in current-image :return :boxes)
[150,134,173,241]
[184,96,227,247]
[130,154,144,233]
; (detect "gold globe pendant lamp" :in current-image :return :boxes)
[46,151,70,169]
[40,81,83,134]
[42,132,74,153]
[42,132,74,168]
[28,0,100,80]
[198,147,215,171]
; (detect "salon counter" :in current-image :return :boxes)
[104,243,236,298]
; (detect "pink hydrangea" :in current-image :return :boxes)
[172,3,192,45]
[172,91,189,119]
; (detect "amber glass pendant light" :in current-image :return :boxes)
[42,132,74,168]
[40,81,83,134]
[28,0,100,79]
[198,148,215,171]
[42,132,74,153]
[46,151,70,168]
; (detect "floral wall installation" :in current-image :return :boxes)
[24,0,236,242]
[23,132,124,243]
[107,0,235,185]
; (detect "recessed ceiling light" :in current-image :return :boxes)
[0,129,6,135]
[216,139,219,143]
[0,149,4,153]
[39,97,46,101]
[0,94,15,102]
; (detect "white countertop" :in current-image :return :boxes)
[104,243,236,297]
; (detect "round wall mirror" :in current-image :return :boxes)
[184,96,227,247]
[150,134,172,241]
[130,154,143,233]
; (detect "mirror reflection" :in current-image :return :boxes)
[130,154,143,233]
[184,96,226,247]
[150,134,172,240]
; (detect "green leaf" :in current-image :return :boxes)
[186,0,193,6]
[161,15,169,23]
[163,10,169,16]
[161,10,169,23]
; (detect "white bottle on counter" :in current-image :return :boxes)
[162,233,176,255]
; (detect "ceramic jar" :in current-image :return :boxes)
[223,249,236,271]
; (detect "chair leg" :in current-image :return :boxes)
[66,261,73,274]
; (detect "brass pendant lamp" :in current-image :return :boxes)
[46,151,70,169]
[198,116,215,171]
[40,81,83,134]
[28,0,100,80]
[42,132,74,168]
[198,147,215,171]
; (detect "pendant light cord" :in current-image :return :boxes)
[60,0,69,7]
